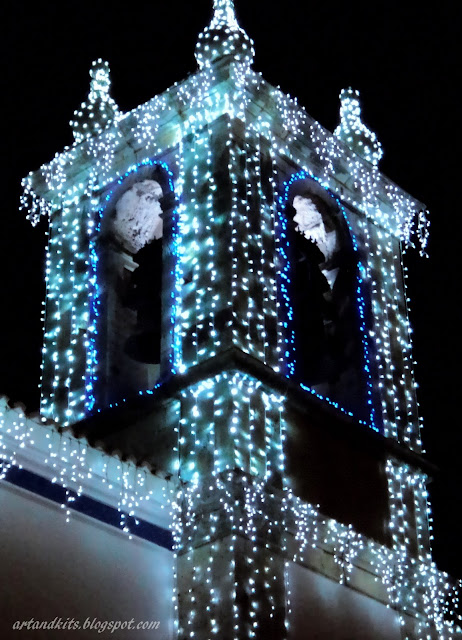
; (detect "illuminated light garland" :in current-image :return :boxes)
[417,210,430,258]
[270,87,430,256]
[172,373,287,638]
[132,94,168,150]
[0,398,172,541]
[166,364,460,637]
[86,128,122,191]
[268,124,427,450]
[353,202,425,454]
[175,105,224,374]
[224,109,281,369]
[20,175,57,226]
[229,109,243,358]
[33,49,253,424]
[388,237,422,451]
[359,220,398,440]
[172,469,461,639]
[37,150,180,424]
[21,62,429,257]
[248,122,281,370]
[0,375,460,640]
[13,2,458,638]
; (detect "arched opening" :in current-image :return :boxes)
[279,174,371,422]
[90,161,176,409]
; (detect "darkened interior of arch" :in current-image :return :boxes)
[123,236,163,364]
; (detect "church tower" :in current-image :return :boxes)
[17,1,460,638]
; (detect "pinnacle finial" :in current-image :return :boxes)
[70,59,121,145]
[334,88,383,167]
[195,0,255,69]
[210,0,239,30]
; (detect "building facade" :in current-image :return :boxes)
[1,1,460,638]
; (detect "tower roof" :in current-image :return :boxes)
[195,0,255,69]
[21,2,429,256]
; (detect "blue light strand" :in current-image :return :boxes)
[274,197,295,378]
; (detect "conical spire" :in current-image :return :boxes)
[334,88,383,167]
[70,59,121,145]
[195,0,255,69]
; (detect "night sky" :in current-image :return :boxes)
[2,1,460,577]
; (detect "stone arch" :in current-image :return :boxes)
[89,161,177,410]
[278,172,372,423]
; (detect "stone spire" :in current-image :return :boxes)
[195,0,255,69]
[70,59,121,145]
[334,88,383,168]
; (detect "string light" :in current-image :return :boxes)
[11,0,459,638]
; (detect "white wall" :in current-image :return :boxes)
[0,477,404,640]
[288,562,401,640]
[0,482,175,640]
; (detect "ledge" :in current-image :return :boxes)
[72,347,437,477]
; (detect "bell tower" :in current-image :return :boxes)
[20,1,460,638]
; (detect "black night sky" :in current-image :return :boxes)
[1,1,460,578]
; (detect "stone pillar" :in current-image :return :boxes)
[176,471,288,640]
